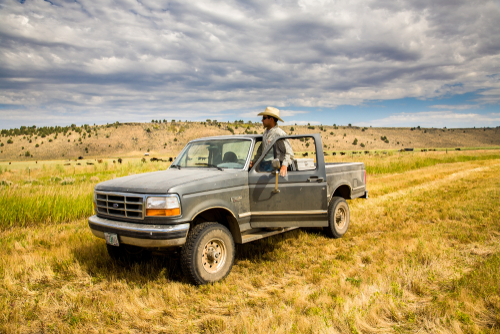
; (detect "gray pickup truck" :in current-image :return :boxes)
[89,133,367,284]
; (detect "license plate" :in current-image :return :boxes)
[104,233,120,246]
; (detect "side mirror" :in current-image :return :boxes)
[272,159,280,194]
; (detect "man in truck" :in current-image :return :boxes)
[249,106,294,177]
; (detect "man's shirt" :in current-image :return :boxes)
[254,125,294,167]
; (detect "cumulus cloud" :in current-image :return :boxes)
[0,0,499,127]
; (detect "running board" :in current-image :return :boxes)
[240,227,299,244]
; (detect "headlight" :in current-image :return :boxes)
[146,195,181,217]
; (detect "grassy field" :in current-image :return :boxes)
[1,150,500,333]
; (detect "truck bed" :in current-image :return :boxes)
[325,162,366,199]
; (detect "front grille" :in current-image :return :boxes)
[96,192,144,220]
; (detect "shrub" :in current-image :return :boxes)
[308,126,315,130]
[60,177,75,185]
[117,158,122,164]
[227,126,234,134]
[35,144,39,148]
[174,138,178,142]
[330,132,333,135]
[352,138,358,145]
[360,143,365,148]
[7,139,13,144]
[25,151,30,157]
[290,127,294,131]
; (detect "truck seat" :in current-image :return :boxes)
[223,151,238,163]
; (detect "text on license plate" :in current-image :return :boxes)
[104,232,120,246]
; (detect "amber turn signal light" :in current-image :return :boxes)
[146,208,181,217]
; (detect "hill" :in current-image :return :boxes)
[1,121,499,161]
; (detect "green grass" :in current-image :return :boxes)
[365,152,500,174]
[325,150,500,174]
[1,150,500,229]
[0,160,169,229]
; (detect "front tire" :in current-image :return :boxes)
[181,222,235,285]
[324,196,350,238]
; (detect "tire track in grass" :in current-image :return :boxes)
[358,164,500,209]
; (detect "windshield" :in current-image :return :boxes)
[172,139,252,169]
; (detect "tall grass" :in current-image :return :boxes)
[0,160,169,229]
[326,150,500,174]
[1,150,499,229]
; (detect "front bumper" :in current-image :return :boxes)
[88,215,189,248]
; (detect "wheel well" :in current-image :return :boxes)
[332,185,351,200]
[191,208,242,243]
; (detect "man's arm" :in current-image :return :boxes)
[276,138,294,177]
[277,138,294,167]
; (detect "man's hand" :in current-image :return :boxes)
[249,161,254,169]
[279,165,287,177]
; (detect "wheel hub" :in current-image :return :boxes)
[202,239,226,274]
[335,207,346,229]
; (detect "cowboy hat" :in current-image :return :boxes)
[258,106,284,122]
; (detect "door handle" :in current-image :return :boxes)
[307,176,324,182]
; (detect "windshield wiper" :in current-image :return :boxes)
[207,164,224,171]
[170,164,181,170]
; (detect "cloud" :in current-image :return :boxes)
[0,0,498,127]
[238,109,309,119]
[429,104,480,110]
[357,111,500,128]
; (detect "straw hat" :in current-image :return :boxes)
[258,106,284,122]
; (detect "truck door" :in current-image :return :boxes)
[247,135,328,228]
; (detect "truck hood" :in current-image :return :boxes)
[94,168,243,194]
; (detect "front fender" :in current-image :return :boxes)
[180,187,245,222]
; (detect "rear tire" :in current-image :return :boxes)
[181,222,235,285]
[324,196,350,238]
[106,243,151,262]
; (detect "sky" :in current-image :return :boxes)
[0,0,499,129]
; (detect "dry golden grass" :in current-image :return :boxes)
[1,122,499,161]
[1,153,500,333]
